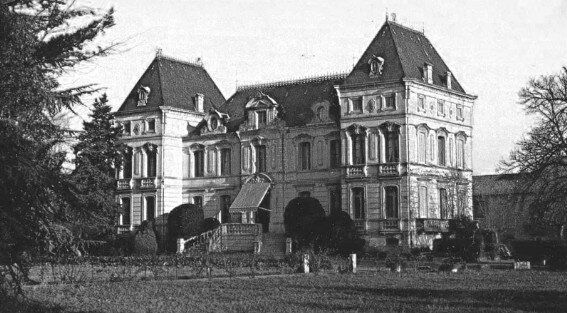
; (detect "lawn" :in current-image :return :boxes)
[14,270,567,313]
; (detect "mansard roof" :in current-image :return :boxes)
[345,21,466,94]
[220,74,346,131]
[117,55,226,113]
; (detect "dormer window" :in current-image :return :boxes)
[137,86,150,106]
[209,117,218,130]
[257,111,267,127]
[195,93,204,112]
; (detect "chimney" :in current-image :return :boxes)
[446,71,452,89]
[195,93,204,112]
[391,13,397,22]
[424,63,433,84]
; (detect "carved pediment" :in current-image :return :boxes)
[200,108,230,135]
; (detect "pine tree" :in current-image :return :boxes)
[0,1,115,294]
[68,94,124,244]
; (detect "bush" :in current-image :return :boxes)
[327,211,365,255]
[284,197,327,250]
[166,204,204,253]
[510,240,567,268]
[133,221,158,255]
[202,218,221,233]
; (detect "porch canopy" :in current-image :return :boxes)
[230,183,271,212]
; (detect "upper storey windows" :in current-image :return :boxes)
[344,93,398,116]
[414,94,468,123]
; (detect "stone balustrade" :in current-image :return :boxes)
[140,177,157,189]
[378,163,399,175]
[416,218,450,232]
[346,165,367,177]
[117,179,132,190]
[377,219,401,232]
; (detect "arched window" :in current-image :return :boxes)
[220,148,231,176]
[384,186,398,218]
[133,149,141,176]
[194,149,204,177]
[437,136,446,166]
[418,131,427,164]
[255,144,266,172]
[385,129,399,163]
[123,148,133,179]
[145,145,157,177]
[352,188,365,219]
[352,134,365,165]
[456,138,465,168]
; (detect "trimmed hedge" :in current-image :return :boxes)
[166,204,204,253]
[510,240,567,268]
[284,197,327,250]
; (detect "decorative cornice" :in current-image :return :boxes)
[237,72,348,91]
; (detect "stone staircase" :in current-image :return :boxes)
[260,232,286,258]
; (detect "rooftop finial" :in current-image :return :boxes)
[391,13,397,23]
[156,47,163,57]
[385,9,389,21]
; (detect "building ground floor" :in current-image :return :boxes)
[116,171,472,249]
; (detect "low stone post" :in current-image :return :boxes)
[254,241,262,254]
[177,238,185,254]
[303,254,310,273]
[349,254,357,273]
[285,238,293,255]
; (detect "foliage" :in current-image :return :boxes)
[283,197,327,250]
[66,94,124,244]
[132,221,158,256]
[325,211,365,255]
[501,67,567,238]
[0,0,115,295]
[433,215,480,261]
[509,240,567,268]
[166,204,204,253]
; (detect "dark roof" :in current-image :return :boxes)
[220,74,345,131]
[345,21,466,94]
[117,55,226,113]
[473,174,525,196]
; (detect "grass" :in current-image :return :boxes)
[17,270,567,313]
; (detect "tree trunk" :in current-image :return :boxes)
[560,224,565,241]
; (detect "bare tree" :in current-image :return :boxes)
[501,67,567,240]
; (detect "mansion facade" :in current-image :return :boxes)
[115,19,476,249]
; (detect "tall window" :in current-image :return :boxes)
[123,150,132,179]
[352,134,365,164]
[145,196,155,221]
[385,186,398,218]
[385,130,399,162]
[257,111,267,127]
[147,148,157,177]
[330,189,342,215]
[123,121,131,135]
[220,195,231,223]
[133,150,141,175]
[121,197,131,225]
[419,186,428,218]
[193,196,203,207]
[255,145,266,172]
[298,142,311,170]
[418,131,426,164]
[456,139,465,168]
[352,188,365,219]
[429,134,435,162]
[194,150,204,177]
[457,189,467,216]
[418,96,425,111]
[330,139,340,168]
[439,188,448,219]
[437,136,446,166]
[220,148,231,176]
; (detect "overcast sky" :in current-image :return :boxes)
[65,0,567,175]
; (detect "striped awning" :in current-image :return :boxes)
[229,183,271,212]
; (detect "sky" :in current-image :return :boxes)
[64,0,567,175]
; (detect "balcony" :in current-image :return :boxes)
[416,218,450,233]
[378,163,400,176]
[376,219,401,233]
[346,165,367,177]
[117,179,132,190]
[116,225,132,234]
[353,219,367,233]
[140,177,157,189]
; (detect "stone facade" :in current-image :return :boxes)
[115,19,476,248]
